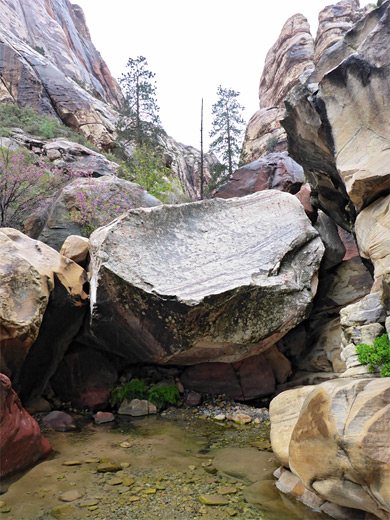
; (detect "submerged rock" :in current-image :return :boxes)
[88,191,324,365]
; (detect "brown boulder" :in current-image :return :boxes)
[180,353,276,400]
[0,374,51,478]
[214,152,303,199]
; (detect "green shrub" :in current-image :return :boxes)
[147,384,180,409]
[356,333,390,377]
[33,45,45,56]
[266,136,278,153]
[110,379,147,407]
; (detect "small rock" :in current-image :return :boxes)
[186,391,202,406]
[217,487,237,495]
[199,494,229,506]
[49,505,78,519]
[107,478,123,486]
[80,499,99,507]
[97,462,122,473]
[119,441,132,448]
[43,411,75,432]
[143,488,157,494]
[122,477,135,487]
[62,460,82,466]
[59,490,83,502]
[214,414,226,421]
[94,412,115,424]
[0,506,11,514]
[118,399,157,416]
[0,503,5,508]
[232,413,251,425]
[128,496,140,502]
[188,465,196,471]
[84,458,100,463]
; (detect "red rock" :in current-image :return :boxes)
[94,411,115,424]
[180,354,275,400]
[50,346,118,411]
[185,391,202,406]
[337,227,359,261]
[0,374,51,478]
[42,411,75,432]
[214,152,304,199]
[295,184,317,223]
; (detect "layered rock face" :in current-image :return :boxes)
[0,373,51,478]
[270,378,390,519]
[0,0,121,148]
[241,14,314,163]
[283,1,390,233]
[88,191,324,366]
[0,228,88,398]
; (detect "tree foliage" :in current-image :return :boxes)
[117,56,165,149]
[209,86,245,177]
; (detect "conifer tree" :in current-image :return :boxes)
[209,86,245,178]
[117,56,165,148]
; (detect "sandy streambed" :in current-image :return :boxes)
[0,414,329,519]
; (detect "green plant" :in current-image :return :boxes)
[33,45,45,56]
[110,379,148,407]
[356,333,390,377]
[266,136,278,153]
[147,384,180,409]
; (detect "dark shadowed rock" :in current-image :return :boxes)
[0,373,51,478]
[88,191,324,365]
[181,354,275,400]
[50,346,118,411]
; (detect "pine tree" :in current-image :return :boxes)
[117,56,165,148]
[209,86,245,178]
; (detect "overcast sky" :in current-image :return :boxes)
[74,0,370,151]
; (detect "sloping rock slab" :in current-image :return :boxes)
[89,191,324,364]
[0,374,51,478]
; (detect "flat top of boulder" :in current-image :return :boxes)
[90,190,319,306]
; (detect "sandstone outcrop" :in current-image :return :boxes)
[0,373,51,478]
[282,1,390,231]
[270,378,390,519]
[241,14,315,163]
[314,0,364,63]
[0,228,88,399]
[28,175,161,251]
[215,152,303,199]
[88,191,324,365]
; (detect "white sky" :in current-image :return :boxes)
[74,0,370,151]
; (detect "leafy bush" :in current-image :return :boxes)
[120,145,175,202]
[356,334,390,377]
[0,147,67,229]
[147,384,180,409]
[110,379,148,407]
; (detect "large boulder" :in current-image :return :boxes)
[0,373,51,478]
[214,152,304,199]
[0,228,88,398]
[270,378,390,519]
[27,175,161,251]
[88,191,324,365]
